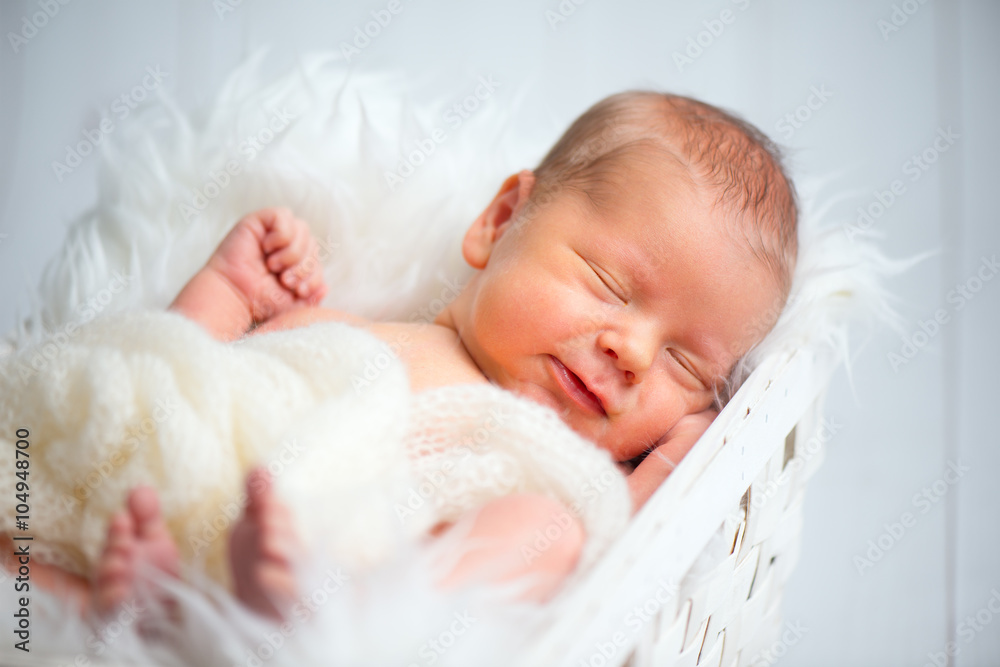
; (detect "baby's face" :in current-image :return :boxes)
[444,161,781,462]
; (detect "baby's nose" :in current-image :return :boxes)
[600,326,656,383]
[602,347,636,382]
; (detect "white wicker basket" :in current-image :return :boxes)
[521,345,839,667]
[0,56,871,666]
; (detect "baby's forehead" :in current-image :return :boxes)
[572,137,788,287]
[565,172,783,346]
[570,146,722,235]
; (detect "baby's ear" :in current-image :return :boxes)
[462,170,535,269]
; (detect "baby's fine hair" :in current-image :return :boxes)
[529,91,799,298]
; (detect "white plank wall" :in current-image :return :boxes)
[0,2,996,666]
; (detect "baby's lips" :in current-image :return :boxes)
[551,355,607,416]
[582,375,613,415]
[565,358,613,414]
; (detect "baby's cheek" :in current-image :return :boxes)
[637,382,690,437]
[473,277,537,351]
[495,270,558,330]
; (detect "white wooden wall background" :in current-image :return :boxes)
[0,2,997,666]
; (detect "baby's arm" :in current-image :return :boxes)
[626,408,717,512]
[437,409,716,599]
[433,411,719,596]
[170,208,326,341]
[435,494,585,602]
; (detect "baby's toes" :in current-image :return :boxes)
[96,547,135,587]
[246,467,272,501]
[255,559,297,601]
[98,513,135,566]
[257,523,293,567]
[102,512,135,554]
[129,487,165,536]
[94,539,137,611]
[257,502,296,554]
[268,504,300,546]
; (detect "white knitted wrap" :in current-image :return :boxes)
[405,385,630,571]
[0,309,629,587]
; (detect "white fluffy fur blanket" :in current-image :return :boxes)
[0,47,898,666]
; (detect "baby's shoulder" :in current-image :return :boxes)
[249,310,486,392]
[367,321,487,393]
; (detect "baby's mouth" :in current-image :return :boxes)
[548,355,606,416]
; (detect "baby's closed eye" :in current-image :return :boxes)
[576,250,628,304]
[667,349,709,390]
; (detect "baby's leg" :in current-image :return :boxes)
[436,494,585,602]
[0,536,90,614]
[0,486,180,617]
[225,484,585,622]
[92,486,181,614]
[225,473,583,620]
[228,467,300,620]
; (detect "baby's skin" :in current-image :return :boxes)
[24,158,780,623]
[166,205,621,617]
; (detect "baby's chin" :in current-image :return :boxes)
[588,423,675,464]
[599,438,652,464]
[557,414,646,463]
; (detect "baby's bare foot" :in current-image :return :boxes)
[92,486,180,615]
[229,467,300,620]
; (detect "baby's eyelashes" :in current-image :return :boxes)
[666,349,711,391]
[574,250,628,304]
[587,260,628,304]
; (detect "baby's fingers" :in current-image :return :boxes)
[259,208,297,254]
[280,256,325,299]
[284,238,326,298]
[297,269,327,304]
[627,446,681,512]
[266,232,308,274]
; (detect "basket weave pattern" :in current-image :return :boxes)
[522,347,838,667]
[631,402,826,667]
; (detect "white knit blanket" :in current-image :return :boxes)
[0,309,629,590]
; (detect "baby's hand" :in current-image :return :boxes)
[207,208,327,323]
[626,408,718,512]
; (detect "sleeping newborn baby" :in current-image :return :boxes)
[8,91,798,622]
